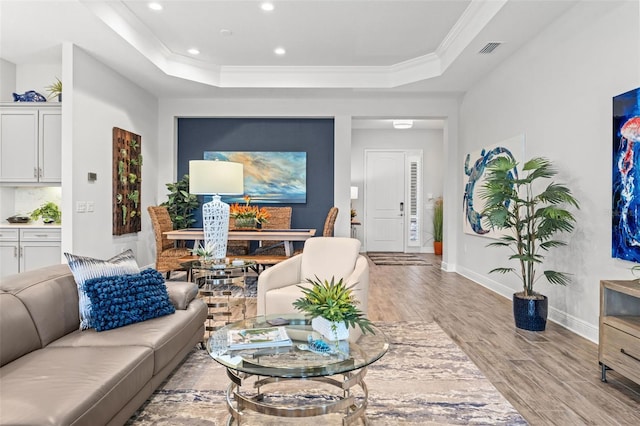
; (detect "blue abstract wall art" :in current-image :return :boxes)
[204,151,307,203]
[463,135,523,239]
[612,87,640,262]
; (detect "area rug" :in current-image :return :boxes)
[367,252,432,266]
[126,321,526,425]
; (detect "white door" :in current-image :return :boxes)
[365,151,405,252]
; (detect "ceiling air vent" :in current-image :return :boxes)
[479,42,502,54]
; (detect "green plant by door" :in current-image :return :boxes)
[433,198,443,243]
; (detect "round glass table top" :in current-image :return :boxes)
[206,314,389,378]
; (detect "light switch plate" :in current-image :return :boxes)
[76,201,86,213]
[86,201,95,212]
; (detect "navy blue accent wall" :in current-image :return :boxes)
[177,118,335,243]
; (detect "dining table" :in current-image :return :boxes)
[164,228,316,257]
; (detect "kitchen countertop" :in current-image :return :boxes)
[0,223,61,229]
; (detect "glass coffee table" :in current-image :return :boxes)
[206,314,389,425]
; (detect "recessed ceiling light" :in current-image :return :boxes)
[261,2,275,12]
[274,47,286,56]
[187,48,200,55]
[148,2,163,11]
[393,120,413,130]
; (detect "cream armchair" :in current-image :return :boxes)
[257,237,369,317]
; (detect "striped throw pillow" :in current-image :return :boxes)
[64,250,140,330]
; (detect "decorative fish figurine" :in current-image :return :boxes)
[297,335,335,355]
[13,91,47,102]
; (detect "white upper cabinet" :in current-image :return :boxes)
[39,109,62,182]
[0,104,61,183]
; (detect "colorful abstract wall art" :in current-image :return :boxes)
[462,135,524,239]
[612,87,640,262]
[204,151,307,203]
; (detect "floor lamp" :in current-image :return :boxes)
[189,160,244,261]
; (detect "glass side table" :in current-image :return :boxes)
[181,260,256,338]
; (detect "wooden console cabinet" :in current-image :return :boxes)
[599,279,640,385]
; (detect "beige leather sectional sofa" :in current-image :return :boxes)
[0,264,207,425]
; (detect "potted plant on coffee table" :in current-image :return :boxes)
[293,276,374,341]
[480,157,579,331]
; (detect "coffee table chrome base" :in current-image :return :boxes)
[224,367,369,425]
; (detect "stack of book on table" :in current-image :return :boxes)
[227,326,293,350]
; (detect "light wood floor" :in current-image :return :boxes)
[364,254,640,426]
[240,253,639,424]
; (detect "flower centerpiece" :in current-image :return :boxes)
[293,276,374,341]
[229,195,270,229]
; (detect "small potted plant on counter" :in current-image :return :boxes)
[30,201,61,224]
[293,276,374,341]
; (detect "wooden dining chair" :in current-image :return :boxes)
[147,206,192,278]
[255,206,293,256]
[323,206,339,237]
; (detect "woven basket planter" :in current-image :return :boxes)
[312,316,349,341]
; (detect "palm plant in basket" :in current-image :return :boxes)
[293,276,374,340]
[480,156,579,331]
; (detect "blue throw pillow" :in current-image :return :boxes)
[65,250,140,330]
[83,268,175,332]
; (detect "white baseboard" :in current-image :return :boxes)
[455,265,598,343]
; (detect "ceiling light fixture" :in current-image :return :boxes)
[261,2,275,12]
[148,2,163,11]
[393,120,413,130]
[187,48,200,55]
[274,47,286,56]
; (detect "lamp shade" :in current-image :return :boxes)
[350,186,359,200]
[189,160,244,195]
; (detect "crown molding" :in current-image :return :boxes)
[81,0,507,89]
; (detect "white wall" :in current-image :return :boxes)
[66,45,158,266]
[157,95,459,243]
[457,1,640,342]
[16,62,61,102]
[0,58,16,101]
[352,128,444,251]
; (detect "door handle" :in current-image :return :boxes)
[400,202,404,216]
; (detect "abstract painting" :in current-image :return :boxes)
[462,135,524,239]
[204,151,306,203]
[612,87,640,262]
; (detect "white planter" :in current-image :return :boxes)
[312,316,349,341]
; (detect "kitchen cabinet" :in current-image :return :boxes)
[0,226,61,278]
[0,104,61,183]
